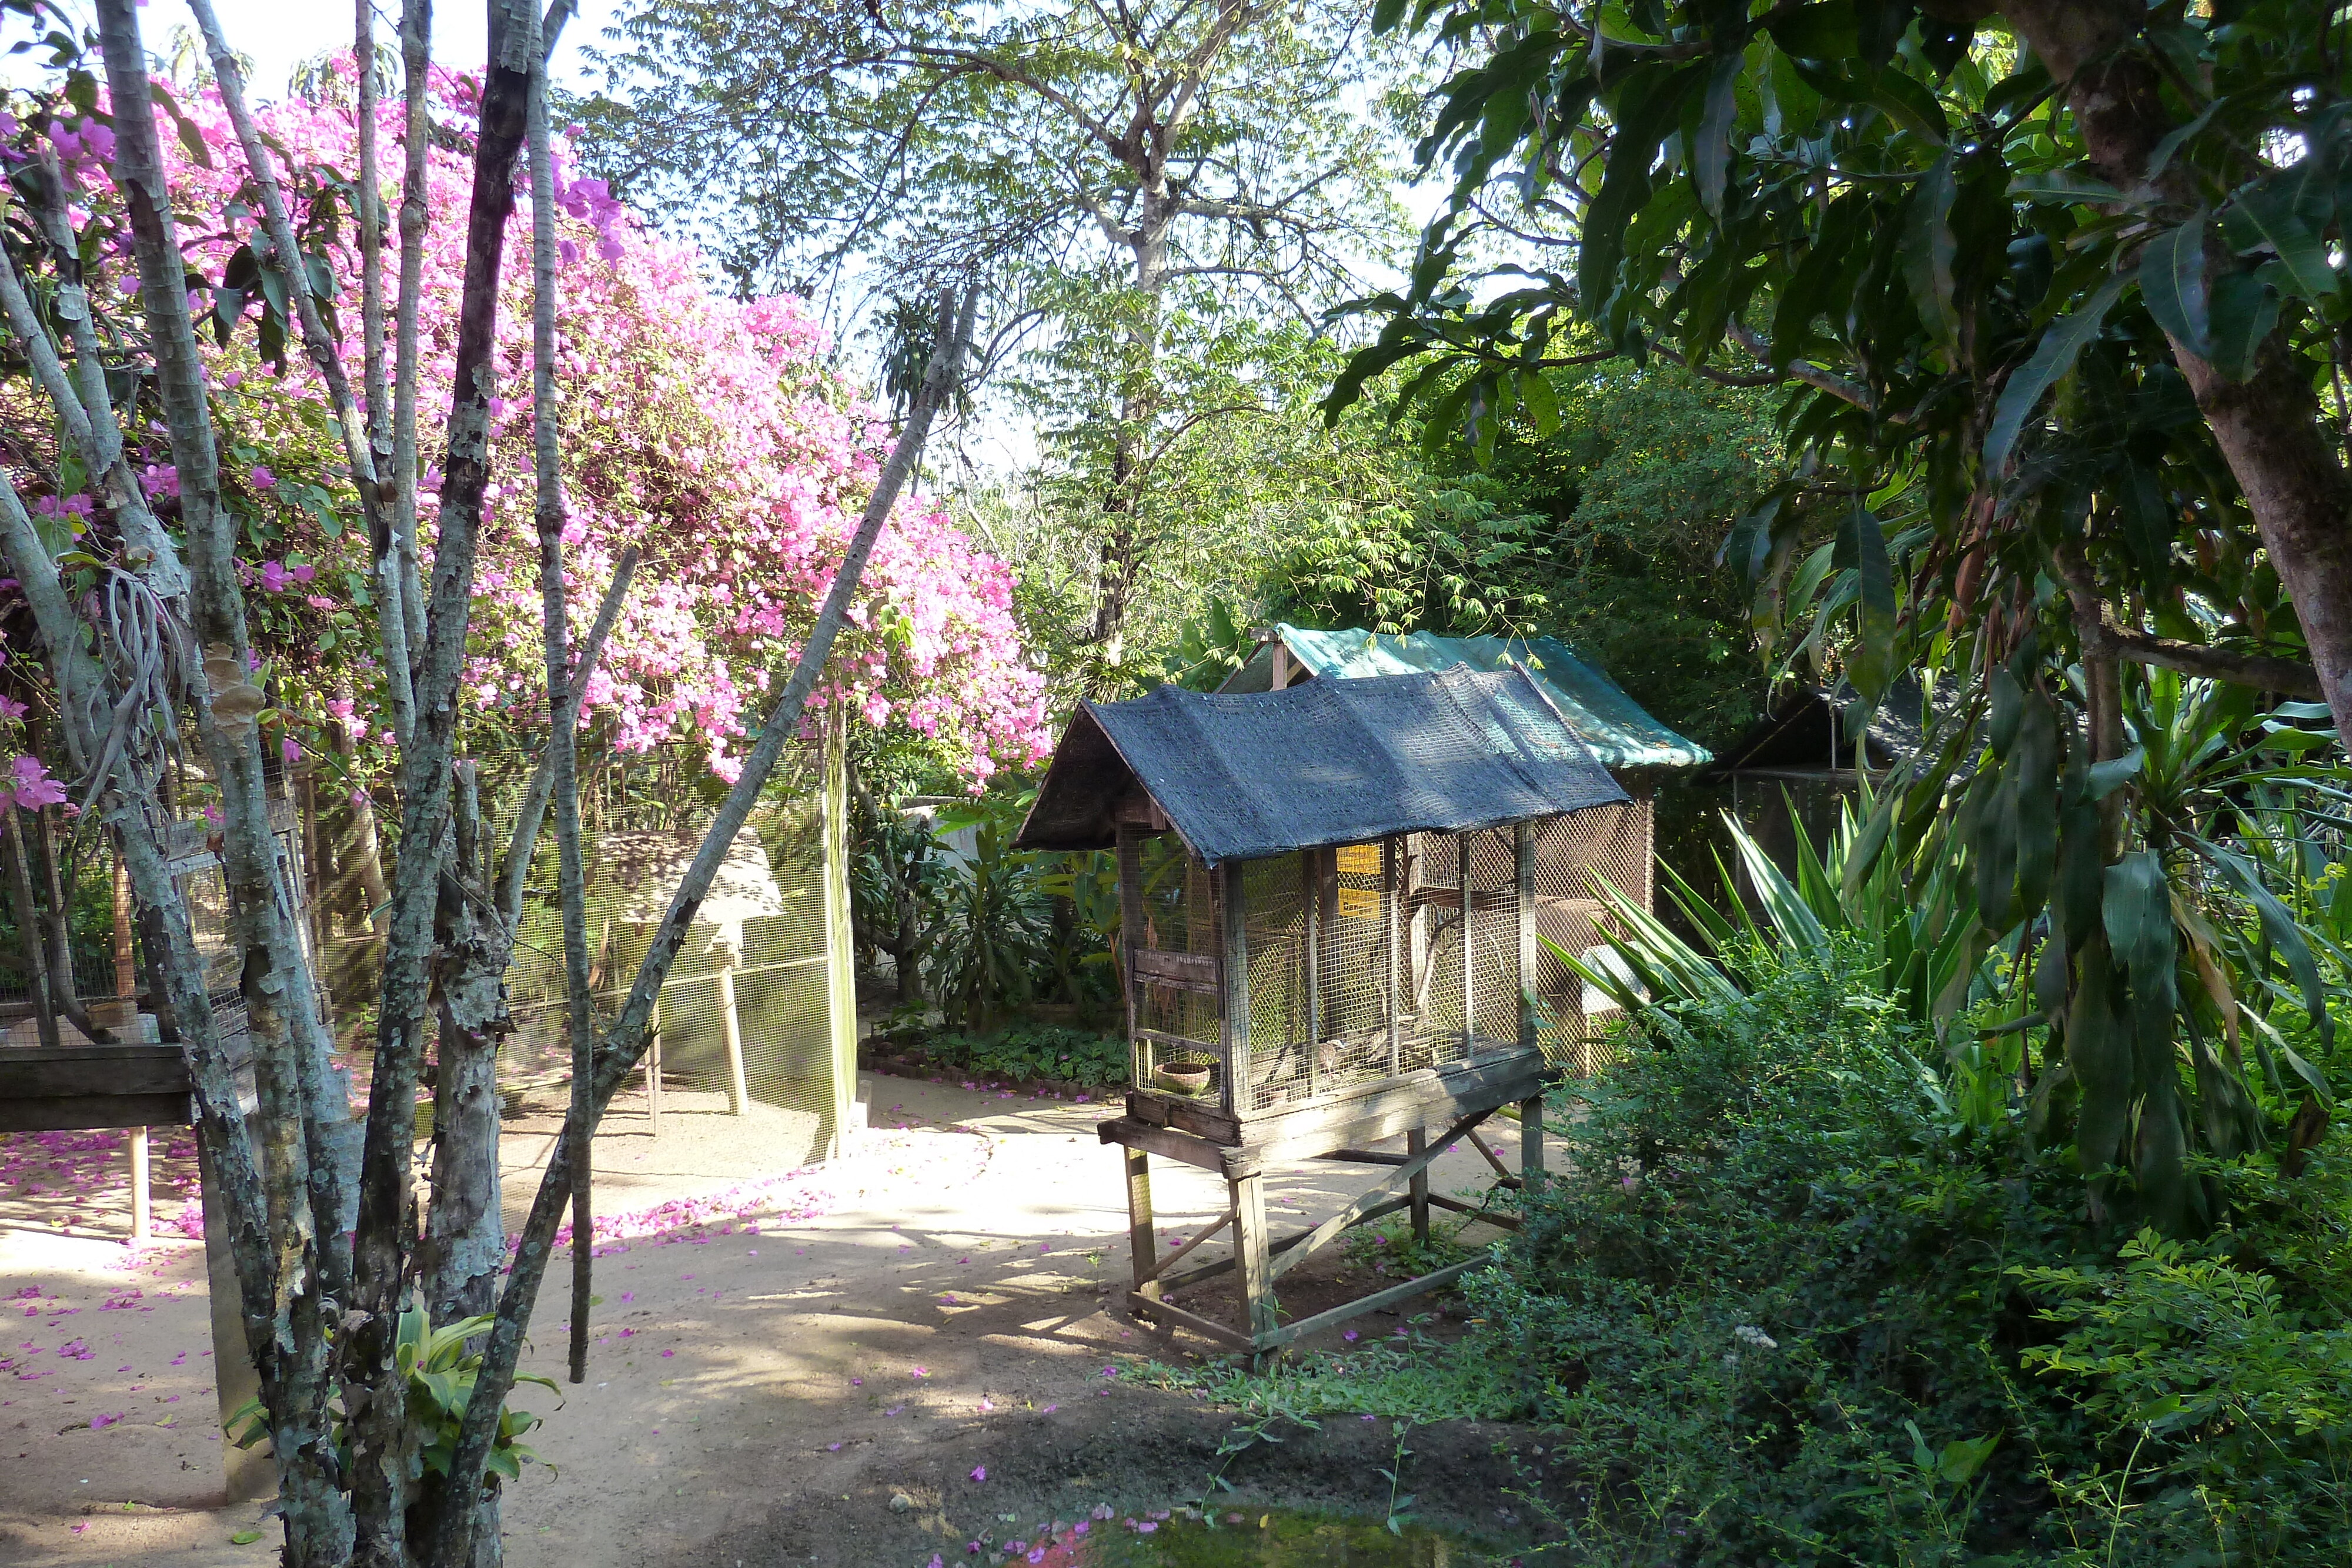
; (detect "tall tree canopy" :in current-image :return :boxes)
[570,0,1408,691]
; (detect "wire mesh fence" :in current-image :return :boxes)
[3,737,854,1169]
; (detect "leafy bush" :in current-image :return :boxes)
[876,1022,1127,1088]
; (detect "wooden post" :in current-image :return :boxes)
[646,1024,662,1135]
[1406,1126,1430,1246]
[1456,830,1473,1055]
[1270,643,1291,690]
[1233,1171,1279,1348]
[1516,821,1539,1054]
[718,961,749,1115]
[128,1125,150,1242]
[1521,1093,1546,1193]
[1220,862,1250,1114]
[1300,850,1319,1102]
[1384,836,1402,1078]
[1124,1146,1155,1298]
[1117,824,1145,1087]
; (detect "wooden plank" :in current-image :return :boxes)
[1521,1093,1547,1192]
[1126,1090,1170,1127]
[0,1043,193,1098]
[1228,1050,1548,1174]
[1137,1209,1233,1286]
[1256,1256,1489,1350]
[1220,861,1250,1118]
[1315,1149,1409,1166]
[1406,1126,1430,1246]
[1426,1192,1518,1232]
[1132,948,1217,987]
[1155,1196,1411,1295]
[1123,1147,1154,1294]
[0,1092,192,1134]
[1128,1292,1255,1353]
[1161,1091,1242,1145]
[1233,1173,1278,1342]
[1465,1126,1520,1188]
[1384,835,1402,1079]
[1516,821,1539,1051]
[1268,1108,1489,1282]
[1097,1115,1228,1175]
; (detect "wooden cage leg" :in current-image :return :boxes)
[719,963,749,1115]
[1521,1094,1546,1193]
[128,1125,150,1243]
[1124,1147,1156,1300]
[1233,1172,1279,1350]
[1406,1126,1430,1246]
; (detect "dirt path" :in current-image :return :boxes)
[2,1078,1549,1566]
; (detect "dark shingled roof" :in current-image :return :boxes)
[1014,666,1629,865]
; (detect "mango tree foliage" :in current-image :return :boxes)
[1338,0,2348,1228]
[3,59,1047,791]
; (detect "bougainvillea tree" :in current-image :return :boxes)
[0,1,1010,1560]
[116,61,1045,792]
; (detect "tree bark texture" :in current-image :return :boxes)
[345,2,537,1555]
[2000,0,2352,743]
[423,278,983,1568]
[95,6,355,1556]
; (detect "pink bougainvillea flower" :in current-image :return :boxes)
[968,1466,985,1483]
[249,464,276,489]
[259,560,288,593]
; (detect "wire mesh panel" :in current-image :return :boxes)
[1531,794,1655,1072]
[1240,854,1307,1111]
[1405,831,1465,1063]
[1465,828,1521,1048]
[1127,837,1222,1097]
[490,742,846,1164]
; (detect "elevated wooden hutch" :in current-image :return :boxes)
[1016,666,1631,1356]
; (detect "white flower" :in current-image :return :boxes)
[1732,1325,1779,1351]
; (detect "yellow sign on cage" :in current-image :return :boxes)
[1335,844,1381,875]
[1337,887,1381,919]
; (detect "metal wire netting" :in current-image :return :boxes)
[1531,795,1654,1073]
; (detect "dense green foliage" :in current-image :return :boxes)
[870,1021,1127,1089]
[1172,941,2352,1565]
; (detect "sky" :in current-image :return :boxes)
[180,0,622,98]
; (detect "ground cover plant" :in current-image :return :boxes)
[869,1022,1128,1091]
[1167,936,2352,1566]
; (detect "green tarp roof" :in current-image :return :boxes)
[1224,624,1712,772]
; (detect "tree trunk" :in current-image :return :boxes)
[1083,195,1172,696]
[2000,0,2352,743]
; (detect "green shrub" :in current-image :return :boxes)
[877,1022,1127,1088]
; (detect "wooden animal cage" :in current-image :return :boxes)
[1017,666,1635,1356]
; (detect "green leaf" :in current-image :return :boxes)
[2223,186,2339,305]
[1937,1432,2000,1486]
[1902,150,1960,348]
[1517,369,1559,436]
[1577,66,1699,330]
[1983,273,2126,473]
[2193,840,2334,1053]
[1843,504,1895,703]
[2206,269,2278,382]
[1695,50,1745,219]
[231,1530,263,1545]
[2137,214,2212,360]
[2007,169,2126,206]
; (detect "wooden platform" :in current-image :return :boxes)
[1100,1045,1549,1358]
[0,1041,193,1133]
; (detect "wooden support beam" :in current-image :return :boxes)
[1406,1126,1430,1246]
[1124,1146,1155,1295]
[1269,1106,1491,1281]
[1098,1114,1229,1174]
[1221,862,1250,1118]
[129,1125,151,1242]
[1136,1208,1234,1287]
[1154,1196,1412,1295]
[1521,1094,1546,1193]
[1234,1172,1278,1342]
[1516,820,1539,1052]
[1128,1290,1255,1352]
[1426,1191,1518,1231]
[1465,1126,1520,1188]
[1257,1256,1491,1351]
[1316,1149,1410,1166]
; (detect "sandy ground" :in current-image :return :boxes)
[1,1075,1548,1567]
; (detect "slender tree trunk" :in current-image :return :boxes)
[95,8,354,1557]
[2001,0,2352,743]
[3,808,59,1049]
[392,0,437,683]
[344,2,538,1554]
